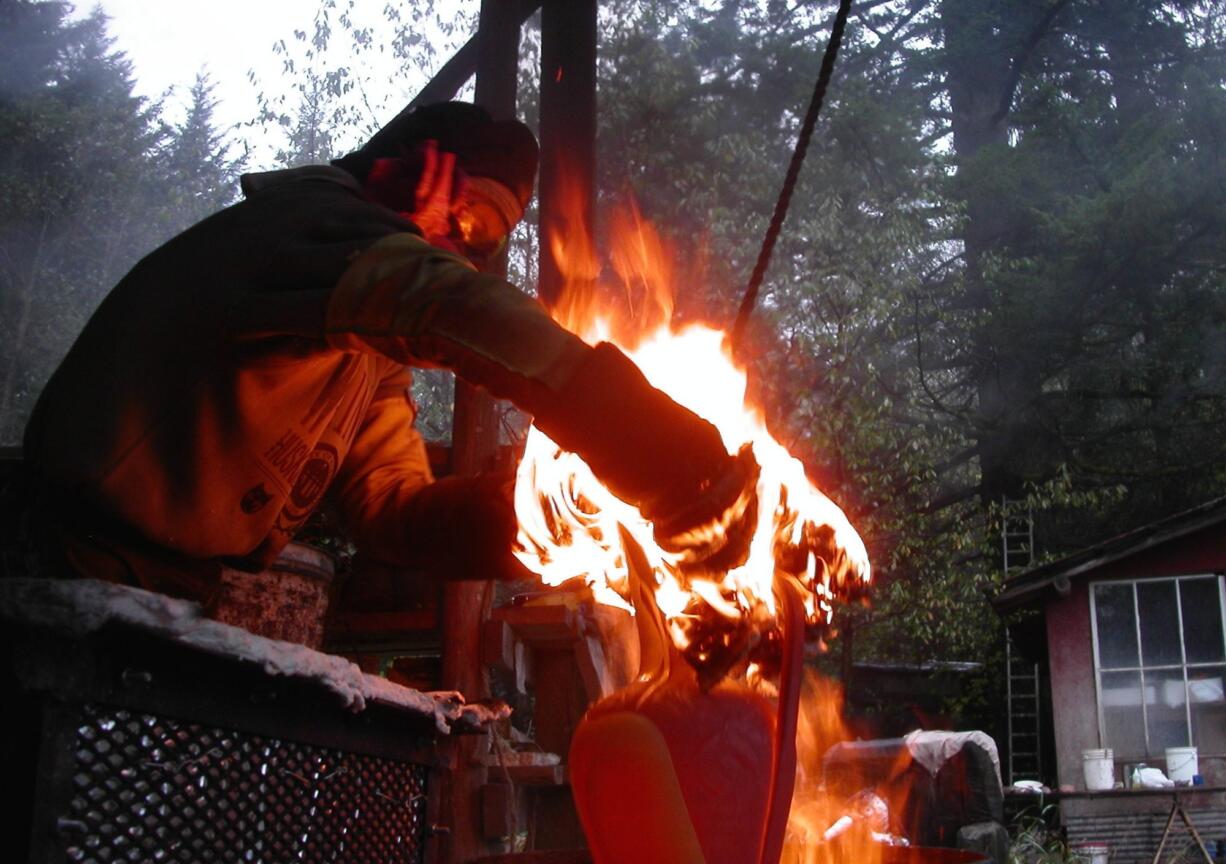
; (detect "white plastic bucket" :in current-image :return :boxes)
[1082,748,1115,791]
[1073,843,1110,864]
[1165,746,1198,784]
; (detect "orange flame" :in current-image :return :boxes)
[783,674,917,864]
[515,199,870,648]
[519,188,895,862]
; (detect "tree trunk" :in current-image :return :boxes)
[940,0,1067,505]
[940,0,1018,505]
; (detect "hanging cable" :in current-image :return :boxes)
[731,0,854,353]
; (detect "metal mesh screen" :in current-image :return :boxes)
[62,703,429,863]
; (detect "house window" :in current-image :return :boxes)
[1091,575,1226,757]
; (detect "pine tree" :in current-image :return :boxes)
[0,2,162,443]
[160,72,245,232]
[278,74,338,167]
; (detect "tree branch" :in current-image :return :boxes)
[991,0,1073,127]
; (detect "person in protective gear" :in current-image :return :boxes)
[18,101,753,607]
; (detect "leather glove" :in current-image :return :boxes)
[534,342,758,559]
[405,473,533,581]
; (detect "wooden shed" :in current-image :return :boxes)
[994,497,1226,861]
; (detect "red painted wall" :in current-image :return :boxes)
[1044,522,1226,790]
[1047,579,1098,789]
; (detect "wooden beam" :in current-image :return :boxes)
[524,3,599,850]
[360,2,541,161]
[537,0,598,309]
[438,2,526,862]
[414,1,541,109]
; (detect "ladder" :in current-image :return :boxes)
[1001,497,1033,574]
[1002,498,1042,783]
[1005,634,1042,782]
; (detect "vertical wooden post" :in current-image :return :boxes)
[537,0,598,310]
[528,0,599,851]
[437,4,522,862]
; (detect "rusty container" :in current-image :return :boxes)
[213,542,335,648]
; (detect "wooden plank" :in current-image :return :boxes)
[528,649,590,850]
[574,634,614,703]
[504,764,566,787]
[492,603,582,644]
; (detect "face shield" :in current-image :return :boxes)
[451,176,523,267]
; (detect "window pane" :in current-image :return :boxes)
[1100,670,1146,756]
[1137,581,1182,666]
[1189,665,1226,754]
[1144,668,1189,753]
[1095,584,1139,668]
[1180,578,1226,664]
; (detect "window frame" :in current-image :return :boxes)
[1088,573,1226,757]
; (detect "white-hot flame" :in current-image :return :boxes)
[513,321,869,648]
[515,192,868,650]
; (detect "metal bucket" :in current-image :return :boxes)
[213,542,335,648]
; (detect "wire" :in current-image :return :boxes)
[731,0,854,354]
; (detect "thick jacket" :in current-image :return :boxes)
[22,166,587,600]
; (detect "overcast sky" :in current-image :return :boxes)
[90,1,320,126]
[87,1,475,163]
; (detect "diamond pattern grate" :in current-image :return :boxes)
[62,703,429,863]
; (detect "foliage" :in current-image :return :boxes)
[1008,805,1075,864]
[158,72,246,232]
[925,0,1226,545]
[584,0,1226,706]
[249,0,480,169]
[0,1,167,444]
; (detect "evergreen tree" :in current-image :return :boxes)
[160,72,245,233]
[0,1,165,444]
[278,74,339,167]
[924,0,1226,540]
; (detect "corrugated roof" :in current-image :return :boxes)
[993,495,1226,612]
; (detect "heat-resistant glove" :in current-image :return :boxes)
[402,472,532,581]
[534,342,758,556]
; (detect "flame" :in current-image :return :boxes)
[515,198,870,653]
[783,674,917,864]
[521,186,909,863]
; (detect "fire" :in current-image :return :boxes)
[518,186,889,864]
[784,674,915,864]
[514,199,871,659]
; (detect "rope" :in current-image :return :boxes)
[731,0,854,352]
